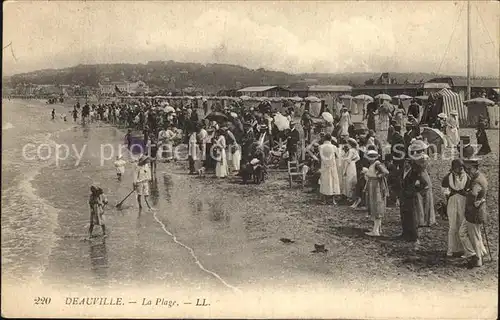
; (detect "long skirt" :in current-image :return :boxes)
[216,150,229,178]
[341,163,357,198]
[366,178,386,219]
[459,220,488,259]
[447,127,460,147]
[400,192,418,242]
[230,147,241,172]
[378,114,389,131]
[415,188,436,227]
[447,194,466,254]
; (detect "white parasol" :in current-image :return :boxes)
[374,93,392,101]
[393,94,413,100]
[353,94,374,102]
[321,112,334,123]
[305,96,321,102]
[464,97,496,106]
[273,113,290,131]
[164,106,175,113]
[240,95,251,101]
[339,94,353,99]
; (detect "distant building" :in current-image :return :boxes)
[99,81,149,95]
[426,77,499,101]
[422,82,451,95]
[352,83,424,98]
[306,85,352,100]
[237,86,291,98]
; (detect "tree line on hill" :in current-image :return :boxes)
[6,60,470,93]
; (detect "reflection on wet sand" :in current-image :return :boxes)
[89,240,108,283]
[162,174,172,203]
[150,177,159,206]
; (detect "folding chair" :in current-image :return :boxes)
[287,161,305,188]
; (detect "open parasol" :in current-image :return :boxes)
[464,97,496,106]
[339,94,353,99]
[393,94,413,100]
[375,93,392,101]
[205,111,228,122]
[420,127,448,154]
[353,94,374,102]
[321,112,334,123]
[273,113,290,131]
[164,106,175,113]
[289,96,303,102]
[305,96,321,102]
[240,95,251,101]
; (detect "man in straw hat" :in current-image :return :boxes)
[133,154,153,210]
[460,158,489,268]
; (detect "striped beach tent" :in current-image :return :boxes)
[436,88,467,124]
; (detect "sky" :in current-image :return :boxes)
[2,1,499,77]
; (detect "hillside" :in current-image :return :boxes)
[6,61,468,93]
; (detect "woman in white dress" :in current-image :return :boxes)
[341,138,361,201]
[441,159,470,256]
[446,111,460,147]
[215,130,229,178]
[338,107,352,138]
[318,134,340,204]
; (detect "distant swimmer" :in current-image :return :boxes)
[51,108,55,120]
[87,186,108,239]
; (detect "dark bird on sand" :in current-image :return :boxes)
[312,244,328,253]
[280,238,295,244]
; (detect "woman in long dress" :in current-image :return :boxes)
[318,134,340,204]
[340,138,360,201]
[441,159,470,256]
[394,107,405,129]
[338,107,352,138]
[215,130,229,178]
[476,121,491,155]
[446,111,460,147]
[378,102,391,131]
[410,141,436,227]
[364,150,389,236]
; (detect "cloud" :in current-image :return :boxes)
[2,2,498,76]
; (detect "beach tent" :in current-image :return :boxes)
[465,102,489,127]
[464,98,499,128]
[424,88,466,125]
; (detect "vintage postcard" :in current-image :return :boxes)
[2,1,498,318]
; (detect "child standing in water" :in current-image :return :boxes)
[114,155,126,181]
[88,186,108,239]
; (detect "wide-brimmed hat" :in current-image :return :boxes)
[347,138,358,147]
[437,113,447,119]
[463,158,480,167]
[366,150,379,158]
[409,139,428,152]
[450,110,459,116]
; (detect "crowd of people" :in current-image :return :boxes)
[71,95,491,269]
